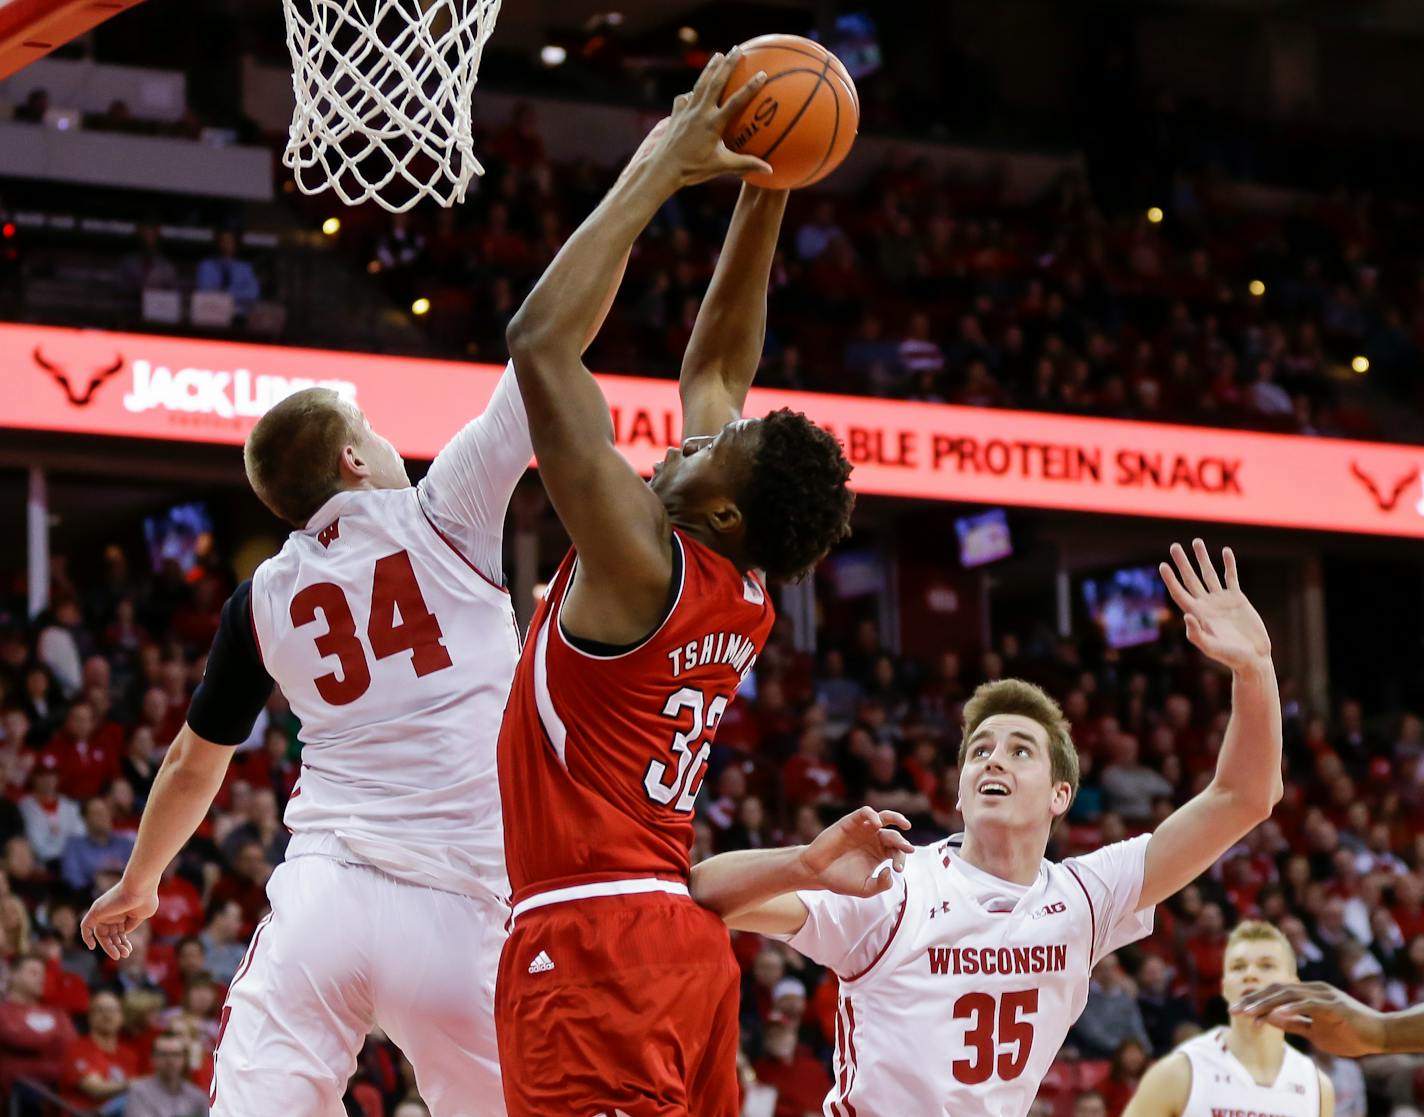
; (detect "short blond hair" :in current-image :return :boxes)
[959,678,1080,802]
[244,388,358,526]
[1227,920,1297,971]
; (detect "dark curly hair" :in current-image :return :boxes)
[739,408,854,581]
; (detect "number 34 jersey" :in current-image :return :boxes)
[497,530,774,906]
[248,484,521,900]
[787,834,1155,1117]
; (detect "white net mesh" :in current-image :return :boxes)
[282,0,502,212]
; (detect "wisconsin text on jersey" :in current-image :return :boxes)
[666,630,759,682]
[927,943,1070,976]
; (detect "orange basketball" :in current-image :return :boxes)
[720,34,859,190]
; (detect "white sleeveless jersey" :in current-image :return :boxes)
[1177,1028,1321,1117]
[248,363,530,901]
[787,834,1155,1117]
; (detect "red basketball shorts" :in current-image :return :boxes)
[495,888,742,1117]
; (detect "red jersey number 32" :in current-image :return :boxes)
[644,687,728,813]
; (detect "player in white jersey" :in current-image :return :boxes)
[691,540,1285,1117]
[75,271,631,1115]
[1123,921,1334,1117]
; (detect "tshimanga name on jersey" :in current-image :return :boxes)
[927,943,1069,976]
[666,631,758,681]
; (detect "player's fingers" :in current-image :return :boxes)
[1159,562,1195,614]
[1170,542,1207,597]
[879,830,914,856]
[690,50,730,104]
[1231,985,1300,1015]
[888,848,908,873]
[1223,546,1240,591]
[877,810,913,831]
[1193,538,1222,591]
[80,920,96,950]
[95,928,122,961]
[716,70,768,122]
[718,147,773,179]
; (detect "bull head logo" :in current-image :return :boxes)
[33,347,124,407]
[1349,461,1416,512]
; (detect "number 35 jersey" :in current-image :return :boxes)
[786,834,1155,1117]
[497,530,774,906]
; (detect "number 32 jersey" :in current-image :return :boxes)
[497,530,774,906]
[787,834,1155,1117]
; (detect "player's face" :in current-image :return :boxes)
[649,418,762,507]
[958,714,1069,836]
[1221,938,1295,1005]
[349,406,410,489]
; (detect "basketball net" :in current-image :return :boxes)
[281,0,502,212]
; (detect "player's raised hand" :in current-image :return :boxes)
[799,806,914,899]
[1231,981,1387,1057]
[80,880,158,960]
[652,49,773,186]
[1159,539,1271,671]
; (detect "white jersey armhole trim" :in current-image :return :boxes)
[554,533,687,661]
[841,865,913,986]
[533,610,568,767]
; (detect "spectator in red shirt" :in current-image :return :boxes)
[42,699,121,801]
[753,1013,833,1117]
[150,858,205,941]
[781,725,845,810]
[34,928,90,1018]
[0,954,78,1098]
[61,989,141,1110]
[208,839,272,937]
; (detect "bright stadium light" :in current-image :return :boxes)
[540,44,567,66]
[321,217,341,236]
[1146,207,1164,225]
[1249,279,1265,297]
[1352,355,1370,374]
[411,297,431,316]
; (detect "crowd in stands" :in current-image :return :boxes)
[0,531,1421,1116]
[309,104,1424,441]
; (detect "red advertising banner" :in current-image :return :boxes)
[6,322,1424,538]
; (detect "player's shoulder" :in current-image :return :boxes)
[1137,1048,1194,1106]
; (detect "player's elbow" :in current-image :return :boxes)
[506,306,571,366]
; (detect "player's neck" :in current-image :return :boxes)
[1226,1018,1286,1083]
[957,825,1045,886]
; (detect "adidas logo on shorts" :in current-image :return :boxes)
[528,950,555,974]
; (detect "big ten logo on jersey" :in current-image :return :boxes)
[666,630,758,688]
[643,687,730,813]
[289,550,452,705]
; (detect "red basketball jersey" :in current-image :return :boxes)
[498,529,775,905]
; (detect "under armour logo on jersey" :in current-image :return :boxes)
[742,576,765,605]
[527,950,555,974]
[928,900,952,919]
[1031,900,1067,920]
[317,519,341,549]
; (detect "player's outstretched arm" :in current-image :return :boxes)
[80,723,233,960]
[679,183,789,440]
[1231,981,1413,1057]
[690,806,912,933]
[505,52,770,637]
[1120,1053,1189,1117]
[1138,540,1282,909]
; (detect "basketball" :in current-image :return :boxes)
[720,34,859,190]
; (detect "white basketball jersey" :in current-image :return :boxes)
[248,363,530,901]
[1178,1028,1321,1117]
[789,834,1155,1117]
